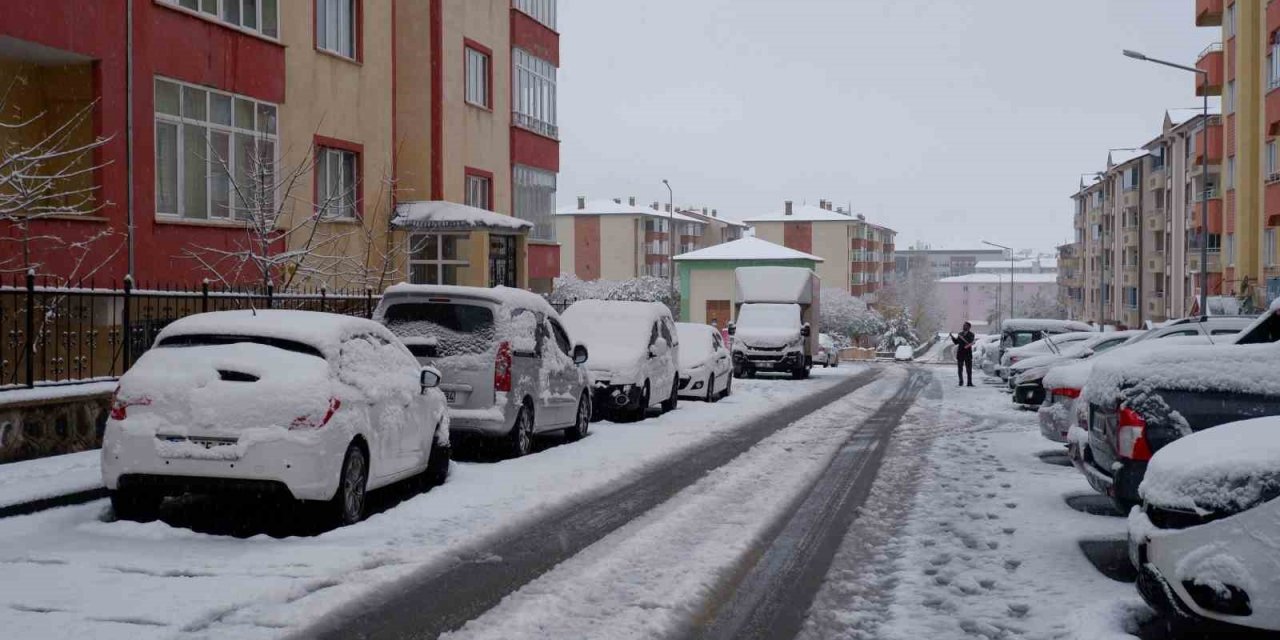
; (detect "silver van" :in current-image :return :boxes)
[373,285,592,458]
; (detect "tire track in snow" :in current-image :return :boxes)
[303,369,882,640]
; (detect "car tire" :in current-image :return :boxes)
[110,489,162,523]
[424,425,450,488]
[565,393,591,441]
[705,374,716,403]
[721,374,732,399]
[630,383,650,422]
[661,378,679,413]
[507,404,535,458]
[331,443,369,526]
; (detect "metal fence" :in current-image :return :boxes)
[1,273,379,390]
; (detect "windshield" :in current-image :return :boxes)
[1004,331,1039,348]
[382,301,496,357]
[676,326,714,367]
[157,334,324,359]
[736,304,800,330]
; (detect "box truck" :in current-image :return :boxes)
[728,266,821,379]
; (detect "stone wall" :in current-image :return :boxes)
[0,390,111,463]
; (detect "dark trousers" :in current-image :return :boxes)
[957,350,972,385]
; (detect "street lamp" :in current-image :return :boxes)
[983,240,1015,320]
[1123,48,1210,317]
[662,179,674,292]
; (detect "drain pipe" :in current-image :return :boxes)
[126,0,135,277]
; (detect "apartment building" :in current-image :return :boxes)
[743,201,896,300]
[1057,243,1084,320]
[555,198,708,280]
[677,207,749,248]
[0,0,562,291]
[893,248,1005,280]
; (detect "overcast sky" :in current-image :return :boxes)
[556,0,1213,254]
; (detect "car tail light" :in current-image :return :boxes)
[291,398,342,430]
[1009,356,1021,364]
[1052,388,1081,399]
[494,341,512,393]
[1116,406,1152,461]
[109,386,152,421]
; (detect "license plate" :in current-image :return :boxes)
[444,390,457,404]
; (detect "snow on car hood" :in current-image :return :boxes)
[1083,341,1280,406]
[1140,416,1280,514]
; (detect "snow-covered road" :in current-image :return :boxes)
[0,366,873,640]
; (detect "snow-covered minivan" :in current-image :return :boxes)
[102,311,450,526]
[562,300,680,421]
[374,285,592,458]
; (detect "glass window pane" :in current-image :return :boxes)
[155,122,179,214]
[210,131,231,218]
[179,0,198,9]
[256,103,276,135]
[234,98,255,130]
[442,235,460,260]
[209,93,232,125]
[183,124,209,219]
[258,140,275,214]
[223,0,241,23]
[182,86,207,121]
[338,0,352,56]
[261,0,278,37]
[414,234,439,261]
[234,132,254,213]
[242,0,258,29]
[315,148,330,205]
[201,0,217,14]
[342,151,357,216]
[155,80,180,116]
[442,265,460,286]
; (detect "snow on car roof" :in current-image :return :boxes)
[1043,334,1213,390]
[1140,416,1280,512]
[381,283,558,317]
[156,310,395,358]
[674,237,824,262]
[563,299,670,322]
[1084,341,1280,404]
[1001,319,1094,333]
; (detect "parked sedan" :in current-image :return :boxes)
[816,333,840,368]
[1130,417,1280,634]
[676,323,733,402]
[998,331,1095,383]
[1009,330,1142,407]
[102,311,450,526]
[562,300,680,421]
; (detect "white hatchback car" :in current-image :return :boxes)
[675,322,733,402]
[562,300,680,421]
[101,310,449,526]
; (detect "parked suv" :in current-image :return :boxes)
[562,300,680,421]
[374,285,592,458]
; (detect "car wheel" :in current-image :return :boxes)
[565,393,591,441]
[705,374,716,403]
[507,404,535,457]
[424,424,450,488]
[661,378,679,413]
[630,383,651,422]
[331,443,369,526]
[110,489,162,523]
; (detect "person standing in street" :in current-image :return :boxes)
[950,322,975,387]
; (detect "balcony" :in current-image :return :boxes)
[1189,198,1224,233]
[1196,0,1223,26]
[1188,250,1222,273]
[1268,180,1280,226]
[1192,123,1224,164]
[1195,43,1223,96]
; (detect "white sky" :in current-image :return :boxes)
[556,0,1214,254]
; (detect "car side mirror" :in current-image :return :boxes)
[420,366,441,393]
[573,344,589,365]
[727,323,736,336]
[800,323,811,337]
[649,339,669,358]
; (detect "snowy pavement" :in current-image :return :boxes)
[0,449,102,511]
[0,366,869,640]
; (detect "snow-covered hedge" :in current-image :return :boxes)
[877,309,921,351]
[819,287,884,347]
[549,275,680,317]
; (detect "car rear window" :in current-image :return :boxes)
[156,334,324,359]
[382,302,496,357]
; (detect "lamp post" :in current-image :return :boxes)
[662,179,674,292]
[1123,48,1209,317]
[983,240,1015,320]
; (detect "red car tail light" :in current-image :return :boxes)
[109,386,152,421]
[494,341,512,393]
[1052,387,1081,399]
[291,398,342,430]
[1116,406,1152,461]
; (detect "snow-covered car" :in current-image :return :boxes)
[894,345,913,361]
[1081,307,1280,511]
[675,323,733,402]
[997,331,1095,384]
[977,334,1002,375]
[562,300,680,421]
[1129,417,1280,634]
[101,311,450,526]
[374,285,593,458]
[1009,330,1142,407]
[816,333,840,368]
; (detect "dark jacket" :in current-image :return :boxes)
[952,330,976,355]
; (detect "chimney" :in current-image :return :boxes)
[819,199,827,210]
[652,201,660,210]
[613,197,622,204]
[784,200,793,216]
[836,206,846,214]
[629,196,636,206]
[665,203,672,212]
[712,209,718,218]
[702,207,708,216]
[577,196,586,210]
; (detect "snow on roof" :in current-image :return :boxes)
[156,310,394,358]
[741,204,860,223]
[1108,149,1149,167]
[678,209,750,228]
[937,273,1059,284]
[674,237,824,263]
[556,199,704,224]
[1140,416,1280,512]
[392,201,532,232]
[1167,103,1221,127]
[974,259,1058,270]
[381,283,557,317]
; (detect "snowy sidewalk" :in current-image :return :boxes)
[0,450,104,514]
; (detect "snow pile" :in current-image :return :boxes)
[562,300,668,381]
[1084,342,1280,405]
[1139,416,1280,513]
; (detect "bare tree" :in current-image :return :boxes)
[0,71,117,283]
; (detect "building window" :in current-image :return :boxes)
[513,165,556,241]
[154,77,277,220]
[165,0,279,39]
[465,169,493,210]
[316,145,358,219]
[1226,233,1236,266]
[1227,155,1236,189]
[408,233,470,285]
[513,48,558,138]
[1226,80,1236,112]
[1150,145,1165,171]
[513,0,557,30]
[489,234,518,287]
[1124,167,1139,191]
[1271,34,1280,90]
[316,0,357,59]
[1227,2,1236,37]
[1267,228,1277,266]
[1269,141,1279,180]
[465,44,492,109]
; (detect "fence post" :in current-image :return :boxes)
[24,269,34,388]
[320,284,328,313]
[266,281,274,309]
[201,279,209,313]
[365,287,373,319]
[122,275,133,373]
